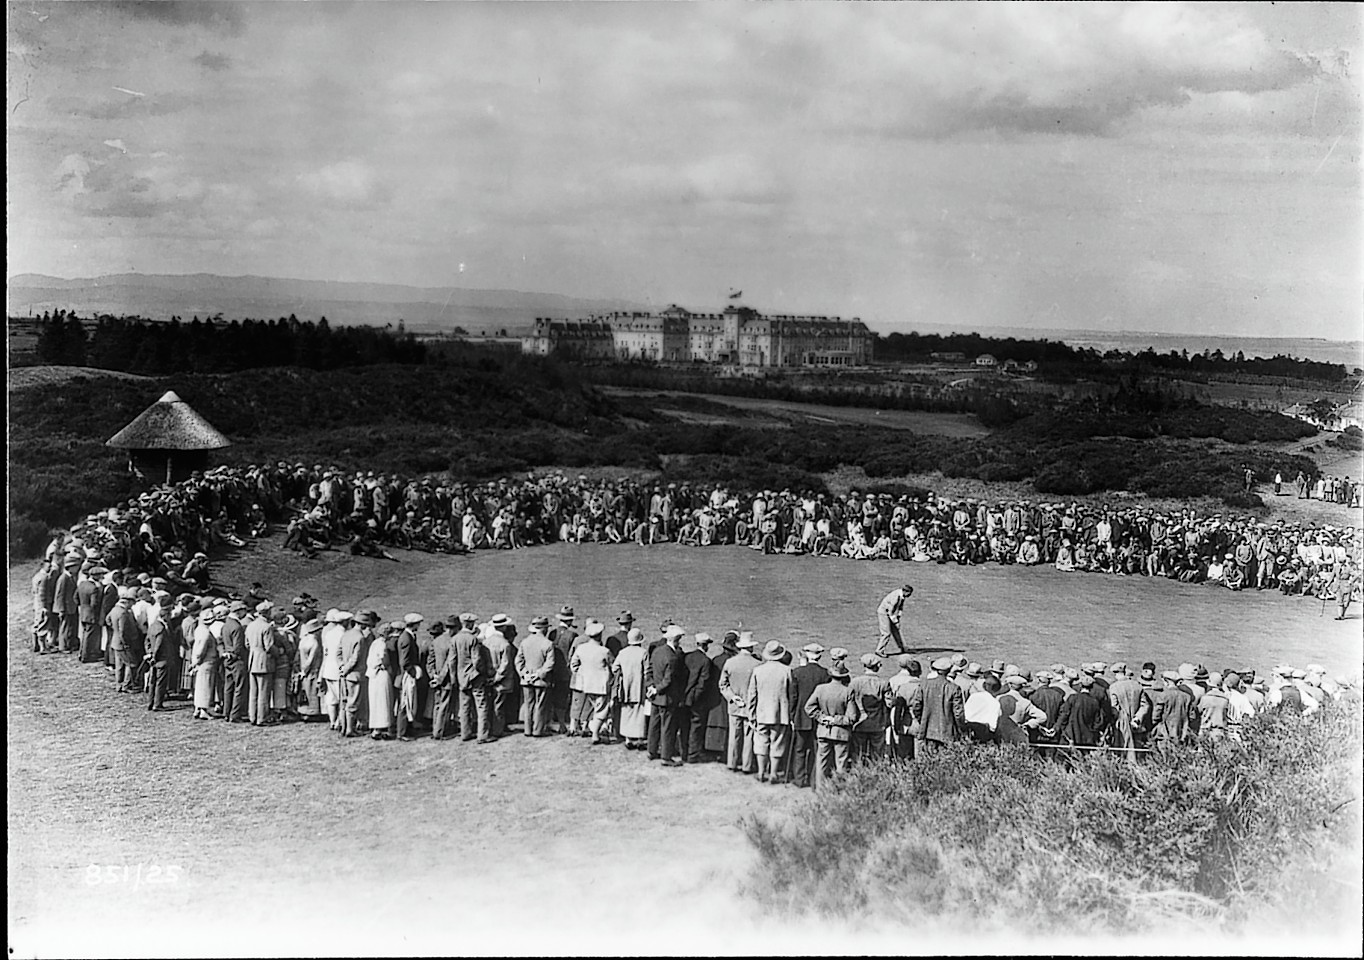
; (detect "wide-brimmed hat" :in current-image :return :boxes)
[965,662,983,679]
[1177,663,1197,681]
[616,611,635,625]
[530,615,550,629]
[664,624,685,640]
[735,634,757,650]
[626,628,644,646]
[763,640,786,660]
[586,620,605,638]
[930,656,952,672]
[558,605,575,621]
[355,609,380,626]
[490,614,511,628]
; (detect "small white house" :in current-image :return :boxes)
[974,353,997,367]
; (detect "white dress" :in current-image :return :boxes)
[366,640,393,729]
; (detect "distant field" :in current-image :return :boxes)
[601,387,993,437]
[8,364,153,391]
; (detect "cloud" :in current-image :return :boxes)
[108,1,245,35]
[102,139,128,154]
[298,160,389,209]
[798,3,1338,137]
[50,91,197,120]
[192,50,230,72]
[53,150,206,219]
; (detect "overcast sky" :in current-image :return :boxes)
[6,1,1360,339]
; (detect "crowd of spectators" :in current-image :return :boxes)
[50,462,1363,612]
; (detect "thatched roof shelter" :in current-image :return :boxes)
[107,390,231,451]
[106,390,230,484]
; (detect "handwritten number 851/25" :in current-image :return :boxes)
[84,864,182,886]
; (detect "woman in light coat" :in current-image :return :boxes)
[612,628,648,749]
[366,624,395,739]
[296,619,324,721]
[191,606,219,720]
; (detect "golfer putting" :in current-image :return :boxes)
[875,583,913,657]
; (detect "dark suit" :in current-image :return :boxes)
[787,662,830,787]
[427,632,456,739]
[909,675,966,751]
[219,615,249,722]
[53,569,79,652]
[453,628,492,741]
[99,582,119,667]
[144,616,180,710]
[680,649,713,762]
[395,627,421,739]
[646,642,686,761]
[1058,690,1108,747]
[77,578,103,663]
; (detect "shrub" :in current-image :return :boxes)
[742,700,1362,936]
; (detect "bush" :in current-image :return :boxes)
[741,701,1362,936]
[8,512,52,559]
[663,455,829,496]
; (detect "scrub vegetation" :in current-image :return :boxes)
[10,348,1322,557]
[741,700,1362,937]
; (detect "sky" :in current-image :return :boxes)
[6,1,1361,340]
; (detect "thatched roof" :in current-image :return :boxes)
[106,390,231,451]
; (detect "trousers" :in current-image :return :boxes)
[147,663,169,710]
[522,684,552,737]
[788,727,818,787]
[79,620,102,663]
[726,714,755,772]
[343,677,365,734]
[430,683,455,739]
[814,738,851,790]
[852,730,885,763]
[249,673,272,724]
[458,685,491,741]
[753,723,791,781]
[58,612,79,653]
[114,649,134,690]
[490,687,517,737]
[223,660,249,721]
[647,703,682,760]
[681,704,708,762]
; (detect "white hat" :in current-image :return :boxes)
[585,620,605,638]
[403,613,424,625]
[735,634,757,650]
[664,624,685,640]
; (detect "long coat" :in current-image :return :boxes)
[791,663,831,732]
[910,675,966,744]
[719,651,760,718]
[614,645,648,739]
[646,642,686,707]
[516,632,556,688]
[747,660,796,725]
[570,640,614,697]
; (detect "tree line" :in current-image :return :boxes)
[874,331,1349,382]
[28,311,426,373]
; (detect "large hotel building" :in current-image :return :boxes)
[521,303,872,368]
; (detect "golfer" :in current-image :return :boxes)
[875,583,913,657]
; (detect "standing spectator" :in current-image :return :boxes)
[747,640,796,784]
[613,628,649,750]
[788,643,831,786]
[454,613,495,744]
[805,662,863,791]
[646,624,687,766]
[517,616,556,738]
[849,655,894,761]
[485,615,520,737]
[910,657,966,753]
[679,633,714,762]
[719,634,760,774]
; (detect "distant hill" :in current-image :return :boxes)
[5,273,647,336]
